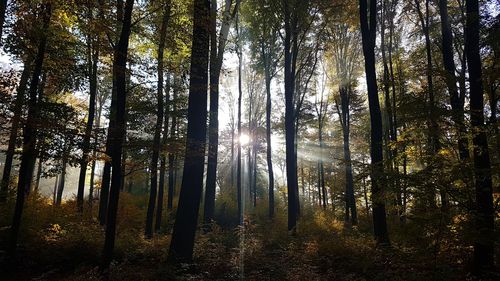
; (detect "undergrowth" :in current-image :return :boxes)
[0,194,498,280]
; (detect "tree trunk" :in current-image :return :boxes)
[156,74,171,232]
[338,86,357,225]
[283,0,298,232]
[236,9,243,225]
[34,158,42,194]
[204,0,236,225]
[146,0,170,239]
[101,0,134,268]
[262,50,274,214]
[77,10,100,212]
[52,174,58,205]
[0,61,31,201]
[167,75,178,210]
[167,0,209,263]
[438,0,469,161]
[8,3,51,254]
[465,0,494,272]
[56,152,68,206]
[359,0,389,245]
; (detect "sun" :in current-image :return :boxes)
[239,133,251,145]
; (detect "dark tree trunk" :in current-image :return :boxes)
[203,0,221,225]
[262,53,274,218]
[204,0,236,224]
[283,0,298,232]
[146,0,170,239]
[359,0,390,245]
[438,0,469,161]
[0,62,31,201]
[465,0,495,272]
[56,152,68,206]
[77,10,100,212]
[167,76,177,210]
[98,0,126,226]
[156,74,171,232]
[52,174,58,205]
[34,157,42,194]
[167,0,209,263]
[8,3,51,254]
[98,163,111,224]
[236,10,243,225]
[338,86,357,225]
[101,0,133,268]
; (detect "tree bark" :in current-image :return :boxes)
[167,0,210,263]
[236,9,243,225]
[265,50,275,217]
[0,61,31,201]
[156,74,171,232]
[101,0,134,268]
[204,0,237,225]
[465,0,495,271]
[167,75,177,210]
[438,0,469,161]
[56,151,68,206]
[146,0,170,239]
[77,7,100,212]
[8,3,51,254]
[359,0,389,245]
[283,0,299,232]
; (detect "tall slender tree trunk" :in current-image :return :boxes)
[101,0,134,268]
[0,62,31,201]
[8,3,51,254]
[204,0,237,225]
[236,9,243,225]
[167,75,177,210]
[98,0,126,226]
[167,0,209,263]
[416,0,445,208]
[262,49,274,218]
[156,74,171,232]
[77,10,100,212]
[338,87,357,225]
[465,0,495,272]
[438,0,469,162]
[359,0,390,245]
[204,0,221,225]
[283,0,298,232]
[146,0,170,239]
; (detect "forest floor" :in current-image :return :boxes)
[0,194,498,281]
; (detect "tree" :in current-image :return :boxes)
[204,0,238,225]
[236,6,243,224]
[146,0,171,240]
[167,0,209,263]
[243,0,281,218]
[101,0,134,268]
[465,0,494,272]
[8,2,52,254]
[358,0,389,245]
[0,61,30,201]
[438,0,469,161]
[76,1,100,213]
